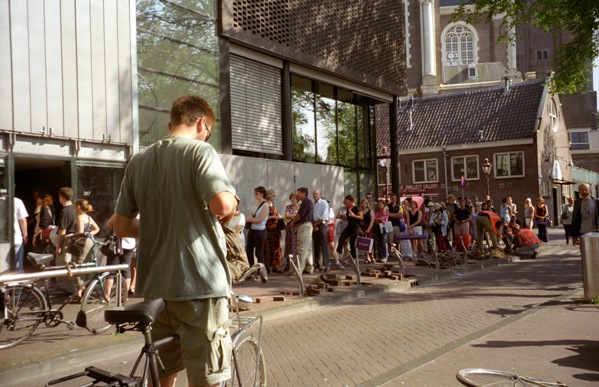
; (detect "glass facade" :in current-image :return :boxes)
[76,163,126,239]
[137,0,220,150]
[291,75,376,195]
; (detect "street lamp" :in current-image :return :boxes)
[481,157,492,197]
[379,158,388,201]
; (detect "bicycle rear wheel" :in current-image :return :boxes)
[222,332,266,387]
[457,368,568,387]
[0,283,47,349]
[80,275,127,334]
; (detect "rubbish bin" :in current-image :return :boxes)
[581,232,599,300]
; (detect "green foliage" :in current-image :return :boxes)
[453,0,599,94]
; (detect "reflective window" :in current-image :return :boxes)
[292,76,316,163]
[494,152,524,178]
[315,83,336,164]
[76,163,125,239]
[451,155,479,181]
[137,0,220,149]
[413,159,438,183]
[444,24,475,65]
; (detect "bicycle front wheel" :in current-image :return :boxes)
[457,368,568,387]
[222,332,266,387]
[81,275,127,334]
[0,283,47,349]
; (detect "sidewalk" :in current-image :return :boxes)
[0,227,585,385]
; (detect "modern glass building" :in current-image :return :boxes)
[0,0,406,272]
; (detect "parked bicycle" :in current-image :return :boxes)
[46,264,268,386]
[457,368,568,387]
[0,240,128,350]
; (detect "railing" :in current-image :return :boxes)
[0,264,130,284]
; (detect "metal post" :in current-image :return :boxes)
[581,232,599,300]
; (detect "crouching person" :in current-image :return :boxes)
[512,224,541,258]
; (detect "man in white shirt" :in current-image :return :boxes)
[13,197,29,272]
[312,189,331,271]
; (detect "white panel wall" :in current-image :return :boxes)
[0,0,136,145]
[0,1,12,130]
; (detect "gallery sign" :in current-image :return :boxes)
[400,183,439,196]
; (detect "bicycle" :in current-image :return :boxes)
[46,264,268,386]
[0,238,128,349]
[457,368,568,386]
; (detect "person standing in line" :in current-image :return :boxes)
[507,196,517,222]
[12,197,29,273]
[70,199,100,301]
[408,200,424,256]
[358,198,375,263]
[245,186,269,269]
[453,197,472,252]
[55,187,77,292]
[283,192,300,271]
[290,187,314,274]
[430,202,448,253]
[445,194,458,250]
[523,198,534,230]
[561,197,574,245]
[113,95,238,387]
[263,188,282,273]
[336,195,363,262]
[386,193,403,252]
[571,183,599,247]
[373,200,389,262]
[326,203,344,269]
[534,197,549,243]
[312,189,331,272]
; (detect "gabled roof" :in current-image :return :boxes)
[396,80,546,150]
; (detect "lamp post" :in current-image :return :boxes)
[379,158,388,201]
[481,157,492,197]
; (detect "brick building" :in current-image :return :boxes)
[377,79,572,222]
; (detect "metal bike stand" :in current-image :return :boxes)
[288,255,304,296]
[347,254,361,286]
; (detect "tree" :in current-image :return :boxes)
[453,0,599,94]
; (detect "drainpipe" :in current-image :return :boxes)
[442,147,449,199]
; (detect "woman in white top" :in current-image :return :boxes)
[561,197,574,245]
[245,186,269,267]
[72,199,100,300]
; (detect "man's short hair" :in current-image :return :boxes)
[297,187,308,196]
[170,95,215,127]
[58,187,73,201]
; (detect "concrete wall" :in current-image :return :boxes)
[221,154,345,217]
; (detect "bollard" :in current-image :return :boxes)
[581,232,599,300]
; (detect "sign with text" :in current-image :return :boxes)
[400,183,439,196]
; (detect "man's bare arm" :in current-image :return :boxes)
[113,212,140,238]
[209,191,238,224]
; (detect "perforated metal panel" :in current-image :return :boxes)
[222,0,406,95]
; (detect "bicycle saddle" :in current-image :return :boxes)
[104,298,165,324]
[26,253,54,270]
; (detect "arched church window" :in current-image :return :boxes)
[444,25,475,66]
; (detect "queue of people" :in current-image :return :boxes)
[11,186,137,298]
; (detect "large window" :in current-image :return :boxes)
[494,152,524,178]
[137,1,220,149]
[413,159,438,183]
[291,76,375,169]
[451,155,479,181]
[570,131,590,150]
[444,24,476,66]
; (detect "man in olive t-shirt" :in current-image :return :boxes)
[113,95,238,387]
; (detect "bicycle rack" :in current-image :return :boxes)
[288,255,304,296]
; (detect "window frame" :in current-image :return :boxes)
[451,155,480,182]
[413,158,438,184]
[493,151,525,179]
[442,23,478,66]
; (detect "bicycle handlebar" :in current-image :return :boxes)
[0,264,130,284]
